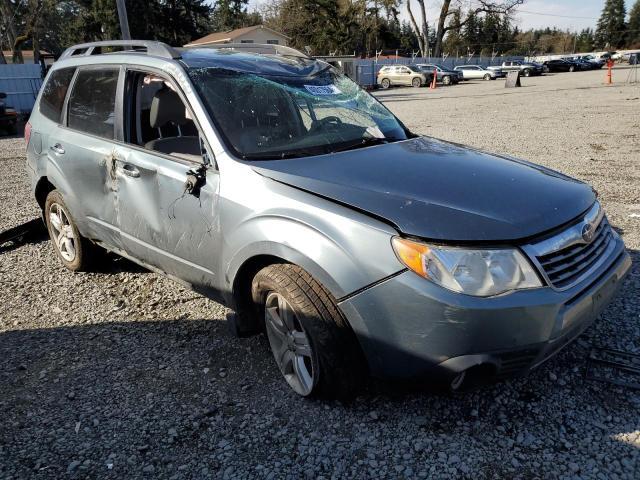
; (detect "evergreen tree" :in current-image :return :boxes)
[595,0,627,49]
[575,28,595,52]
[462,11,479,53]
[629,0,640,46]
[442,9,463,56]
[211,0,259,31]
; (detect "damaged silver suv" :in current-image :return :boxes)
[26,41,631,398]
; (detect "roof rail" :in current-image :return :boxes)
[59,40,181,61]
[185,43,309,59]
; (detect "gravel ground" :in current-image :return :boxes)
[1,68,639,479]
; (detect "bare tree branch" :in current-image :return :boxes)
[434,0,523,57]
[406,0,426,57]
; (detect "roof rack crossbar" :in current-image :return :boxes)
[59,40,181,61]
[185,43,309,59]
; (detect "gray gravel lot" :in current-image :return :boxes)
[1,68,639,479]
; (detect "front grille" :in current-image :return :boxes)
[536,217,614,289]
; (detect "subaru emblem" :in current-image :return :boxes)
[581,223,595,243]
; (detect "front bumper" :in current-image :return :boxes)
[338,239,631,383]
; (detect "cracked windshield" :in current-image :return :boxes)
[188,67,408,159]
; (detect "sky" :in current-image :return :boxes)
[247,1,636,33]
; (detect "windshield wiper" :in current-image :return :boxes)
[241,148,327,161]
[241,137,399,160]
[329,137,395,154]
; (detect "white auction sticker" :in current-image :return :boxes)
[304,84,342,95]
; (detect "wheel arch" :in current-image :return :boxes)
[227,244,349,337]
[228,241,346,304]
[34,176,57,212]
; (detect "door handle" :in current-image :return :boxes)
[118,163,140,178]
[50,143,65,155]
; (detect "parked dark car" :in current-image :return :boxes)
[494,60,544,77]
[413,64,462,85]
[543,59,581,73]
[0,92,18,135]
[575,55,605,69]
[571,58,597,70]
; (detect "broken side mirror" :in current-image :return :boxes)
[200,136,217,170]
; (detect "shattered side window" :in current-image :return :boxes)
[188,67,407,159]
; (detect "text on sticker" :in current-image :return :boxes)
[304,85,342,95]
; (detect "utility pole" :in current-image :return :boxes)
[116,0,131,40]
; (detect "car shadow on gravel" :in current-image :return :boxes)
[1,251,637,478]
[94,252,151,275]
[0,217,47,254]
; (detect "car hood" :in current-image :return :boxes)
[251,137,595,242]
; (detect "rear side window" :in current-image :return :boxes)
[67,68,119,139]
[39,68,75,123]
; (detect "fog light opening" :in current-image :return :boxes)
[449,364,497,392]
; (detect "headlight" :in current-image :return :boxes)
[391,237,542,297]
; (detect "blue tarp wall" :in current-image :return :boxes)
[0,64,43,114]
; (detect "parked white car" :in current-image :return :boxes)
[453,65,501,80]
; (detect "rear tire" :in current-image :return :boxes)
[44,190,100,272]
[252,264,366,399]
[523,69,531,77]
[569,65,575,72]
[442,75,451,85]
[380,78,390,89]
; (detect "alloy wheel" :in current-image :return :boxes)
[49,203,77,262]
[264,291,315,396]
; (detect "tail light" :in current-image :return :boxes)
[24,121,32,146]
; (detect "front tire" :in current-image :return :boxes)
[442,75,451,85]
[380,78,390,89]
[411,77,422,88]
[252,264,366,399]
[523,69,531,77]
[483,73,492,81]
[44,190,98,271]
[569,65,575,72]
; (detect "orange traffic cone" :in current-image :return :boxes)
[430,67,437,89]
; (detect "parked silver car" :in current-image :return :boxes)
[453,65,500,80]
[376,65,430,88]
[26,41,631,398]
